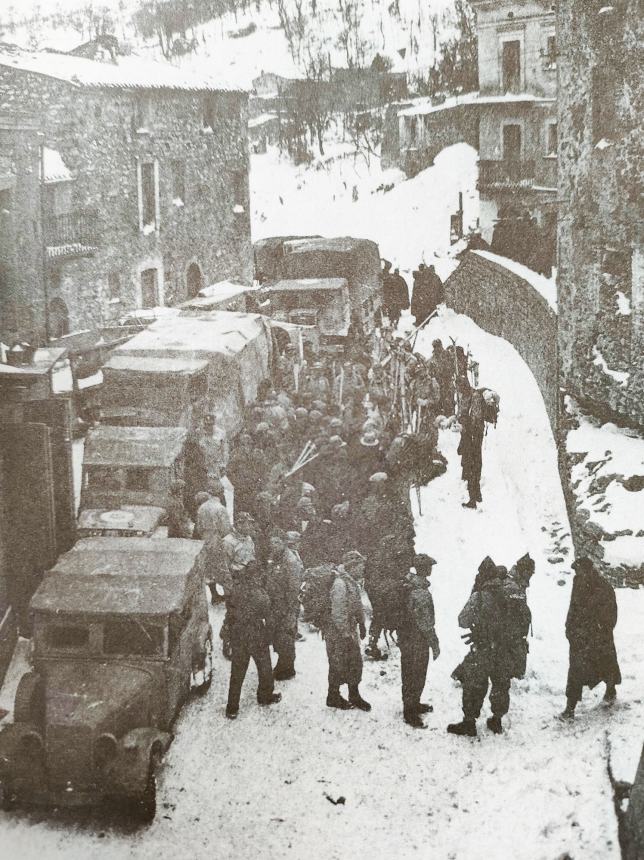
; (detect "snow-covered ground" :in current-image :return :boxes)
[1,308,642,859]
[251,140,480,281]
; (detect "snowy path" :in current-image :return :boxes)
[1,309,641,859]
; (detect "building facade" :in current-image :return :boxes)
[557,0,643,428]
[0,46,253,345]
[397,0,557,263]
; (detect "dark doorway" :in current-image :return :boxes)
[503,124,522,161]
[49,297,70,338]
[186,262,203,298]
[502,40,521,93]
[141,268,158,308]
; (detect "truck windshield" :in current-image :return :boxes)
[103,619,165,657]
[47,625,90,649]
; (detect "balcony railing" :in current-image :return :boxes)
[45,208,98,257]
[478,159,535,189]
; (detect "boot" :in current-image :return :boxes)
[404,709,427,729]
[447,718,477,737]
[487,715,503,734]
[557,707,575,722]
[225,706,238,720]
[417,702,433,714]
[258,692,282,706]
[326,690,352,710]
[348,686,372,712]
[365,642,387,661]
[462,499,477,509]
[273,662,296,681]
[603,684,617,704]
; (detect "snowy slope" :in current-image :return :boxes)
[1,0,458,88]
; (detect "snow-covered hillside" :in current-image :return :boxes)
[0,0,459,88]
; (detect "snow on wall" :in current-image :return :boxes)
[443,249,558,429]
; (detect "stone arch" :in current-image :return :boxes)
[186,261,204,298]
[49,297,70,339]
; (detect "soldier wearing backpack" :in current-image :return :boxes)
[225,561,282,720]
[398,554,441,729]
[324,551,372,712]
[447,558,515,737]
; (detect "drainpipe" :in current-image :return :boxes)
[39,136,50,343]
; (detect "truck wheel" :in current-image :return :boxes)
[14,672,43,725]
[0,781,16,811]
[192,637,213,696]
[138,748,162,824]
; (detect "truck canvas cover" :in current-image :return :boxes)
[83,426,187,467]
[31,538,205,616]
[112,311,272,435]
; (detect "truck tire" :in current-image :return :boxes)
[138,747,162,824]
[13,673,43,725]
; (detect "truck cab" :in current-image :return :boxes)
[78,425,187,538]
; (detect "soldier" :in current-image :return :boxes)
[447,557,515,737]
[399,554,441,729]
[265,529,303,681]
[165,479,192,539]
[225,561,282,720]
[323,551,371,712]
[223,511,256,581]
[559,557,621,721]
[194,486,232,603]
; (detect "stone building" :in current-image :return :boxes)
[557,0,643,428]
[0,45,252,345]
[397,0,558,257]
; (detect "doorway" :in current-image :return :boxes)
[502,40,521,93]
[186,262,203,298]
[141,268,158,308]
[503,124,522,161]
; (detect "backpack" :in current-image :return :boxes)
[480,388,500,426]
[377,579,411,636]
[300,564,337,628]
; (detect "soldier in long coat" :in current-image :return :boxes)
[265,530,303,681]
[560,557,621,720]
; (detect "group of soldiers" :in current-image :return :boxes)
[165,297,620,733]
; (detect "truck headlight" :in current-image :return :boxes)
[94,733,118,768]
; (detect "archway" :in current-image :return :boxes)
[186,262,204,298]
[49,297,69,338]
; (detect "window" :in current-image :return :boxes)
[203,97,215,131]
[126,467,151,491]
[103,619,164,656]
[140,268,158,308]
[47,625,89,649]
[108,271,120,300]
[0,188,11,213]
[544,35,557,68]
[137,161,158,232]
[186,262,203,298]
[135,95,152,131]
[502,40,521,93]
[171,159,186,206]
[49,268,62,292]
[545,121,558,157]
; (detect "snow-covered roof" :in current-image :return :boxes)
[248,112,278,128]
[472,250,557,312]
[0,48,244,93]
[398,91,555,118]
[42,146,72,183]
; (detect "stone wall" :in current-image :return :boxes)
[0,116,46,344]
[557,0,644,429]
[0,68,253,340]
[444,250,558,429]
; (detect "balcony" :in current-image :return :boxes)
[45,208,99,259]
[478,159,535,191]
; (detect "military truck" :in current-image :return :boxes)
[0,538,212,820]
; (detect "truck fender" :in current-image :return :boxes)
[108,728,172,796]
[13,673,44,725]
